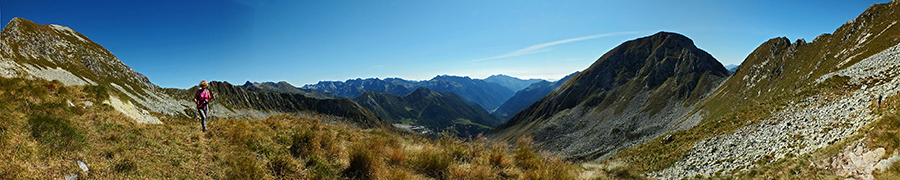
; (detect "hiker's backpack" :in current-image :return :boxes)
[196,88,212,107]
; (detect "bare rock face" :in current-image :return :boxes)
[490,32,729,161]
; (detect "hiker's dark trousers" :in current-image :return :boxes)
[198,106,208,131]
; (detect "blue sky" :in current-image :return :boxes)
[2,0,887,89]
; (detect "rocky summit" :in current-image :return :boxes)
[490,31,729,161]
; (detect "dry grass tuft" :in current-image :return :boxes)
[344,143,382,179]
[0,77,579,179]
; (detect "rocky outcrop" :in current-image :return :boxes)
[815,142,899,180]
[490,32,729,161]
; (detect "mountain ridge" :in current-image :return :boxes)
[613,1,900,178]
[1,17,187,123]
[352,87,501,137]
[492,71,578,121]
[490,31,730,161]
[242,81,340,99]
[304,75,515,111]
[483,74,544,92]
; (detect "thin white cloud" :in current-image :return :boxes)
[470,31,643,62]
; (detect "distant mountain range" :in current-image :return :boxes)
[303,75,539,111]
[242,81,340,99]
[353,88,501,137]
[724,64,739,72]
[492,72,578,121]
[483,74,543,92]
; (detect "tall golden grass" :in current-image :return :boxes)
[0,77,578,179]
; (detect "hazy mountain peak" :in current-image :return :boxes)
[483,74,544,92]
[306,74,514,110]
[406,87,439,99]
[491,71,579,121]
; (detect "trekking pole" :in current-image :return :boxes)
[210,98,214,121]
[209,86,214,122]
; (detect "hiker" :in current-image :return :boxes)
[194,80,215,131]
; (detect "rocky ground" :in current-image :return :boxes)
[649,42,900,179]
[815,140,900,180]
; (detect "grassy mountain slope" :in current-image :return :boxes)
[353,88,502,137]
[0,77,577,179]
[1,17,384,128]
[493,72,578,121]
[1,17,190,123]
[609,1,900,178]
[490,32,729,161]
